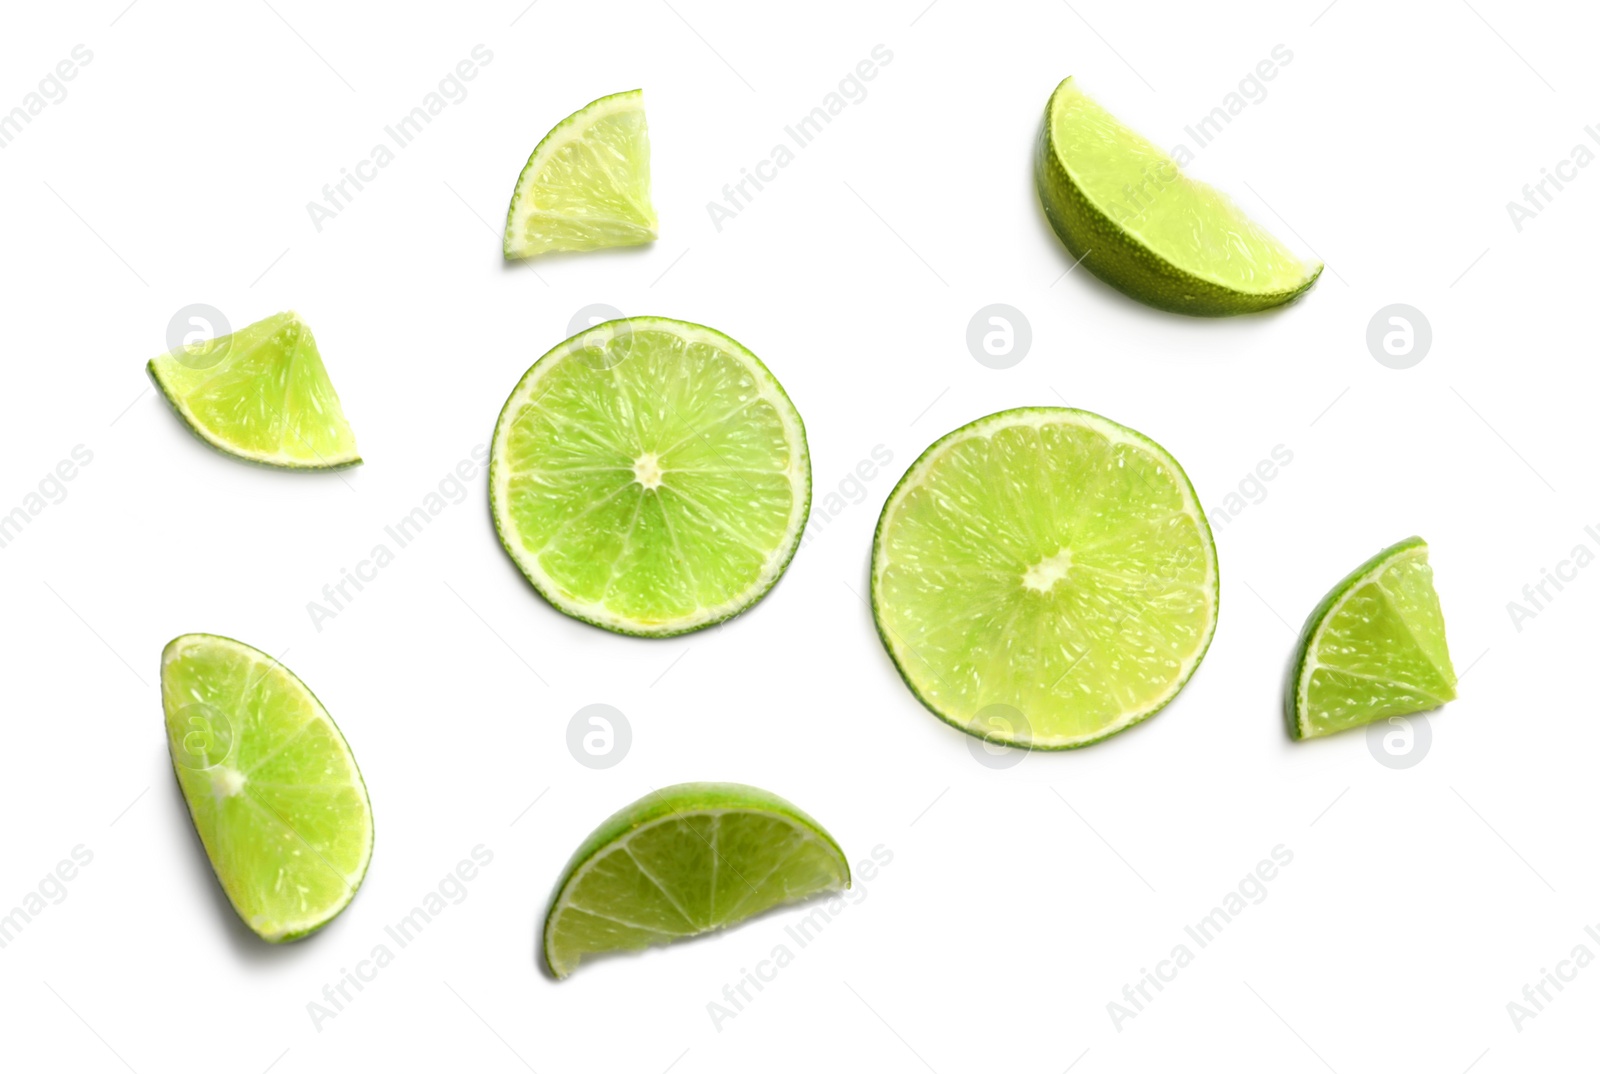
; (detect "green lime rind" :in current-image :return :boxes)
[488,316,811,638]
[542,783,850,979]
[503,88,657,259]
[148,364,361,472]
[871,407,1220,750]
[146,311,362,471]
[1285,537,1458,740]
[1035,76,1321,316]
[162,633,373,943]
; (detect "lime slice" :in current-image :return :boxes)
[162,634,373,942]
[871,407,1218,749]
[1035,77,1321,315]
[504,89,657,259]
[489,316,810,636]
[543,783,849,978]
[1287,537,1457,740]
[147,311,360,469]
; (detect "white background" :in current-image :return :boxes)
[0,0,1595,1070]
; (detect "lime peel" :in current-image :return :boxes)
[147,310,361,470]
[872,407,1219,749]
[1035,76,1321,315]
[162,633,373,942]
[543,783,849,978]
[489,316,810,637]
[1287,536,1458,740]
[504,89,657,259]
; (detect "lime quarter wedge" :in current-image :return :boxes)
[489,316,810,636]
[872,407,1219,749]
[543,783,849,978]
[1287,537,1457,740]
[504,89,657,259]
[1036,77,1321,315]
[162,634,373,942]
[147,311,360,470]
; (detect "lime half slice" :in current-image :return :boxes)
[543,783,849,978]
[1287,537,1457,740]
[162,634,373,942]
[1036,77,1321,315]
[147,311,360,469]
[872,407,1218,749]
[489,316,810,636]
[504,89,657,259]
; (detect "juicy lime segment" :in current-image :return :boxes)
[147,311,360,469]
[490,317,810,636]
[1035,77,1321,315]
[1288,537,1457,740]
[162,634,373,942]
[504,89,657,259]
[543,783,849,978]
[872,408,1218,749]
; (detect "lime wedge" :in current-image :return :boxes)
[147,311,360,469]
[504,89,657,259]
[1287,537,1457,740]
[872,407,1218,749]
[543,783,849,978]
[1035,77,1321,315]
[489,316,810,636]
[162,634,373,942]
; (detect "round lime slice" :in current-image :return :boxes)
[1287,537,1458,740]
[162,634,373,942]
[872,407,1219,749]
[504,89,657,259]
[1036,76,1321,315]
[147,311,360,470]
[543,783,849,979]
[489,316,810,636]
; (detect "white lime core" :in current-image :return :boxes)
[211,766,247,800]
[1022,549,1074,593]
[633,453,664,490]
